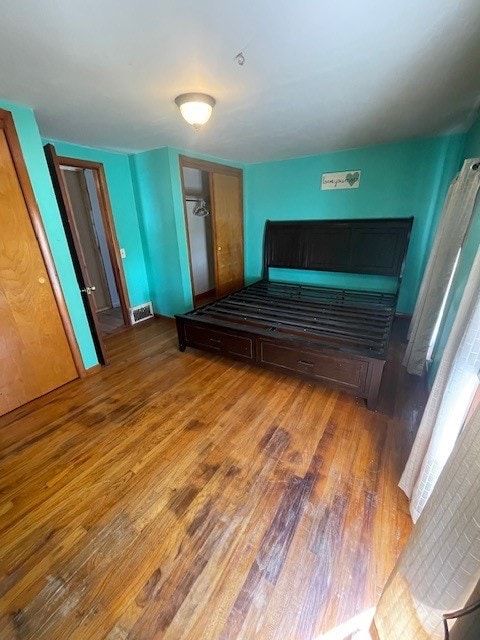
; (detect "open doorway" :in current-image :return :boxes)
[44,144,131,365]
[182,166,216,306]
[180,155,244,308]
[60,166,125,335]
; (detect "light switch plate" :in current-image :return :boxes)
[120,248,126,259]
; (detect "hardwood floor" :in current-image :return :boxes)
[97,307,125,335]
[0,318,426,640]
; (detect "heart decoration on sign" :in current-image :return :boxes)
[345,171,360,187]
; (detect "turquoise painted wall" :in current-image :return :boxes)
[42,138,150,309]
[464,114,480,157]
[130,137,464,318]
[0,100,98,369]
[130,147,186,316]
[2,97,471,373]
[245,135,465,314]
[130,146,243,316]
[429,115,480,381]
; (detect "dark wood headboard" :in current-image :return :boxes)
[262,217,413,281]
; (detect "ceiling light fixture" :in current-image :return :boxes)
[175,93,216,130]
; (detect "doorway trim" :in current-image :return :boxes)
[179,155,243,178]
[0,108,85,377]
[179,155,244,306]
[57,155,132,328]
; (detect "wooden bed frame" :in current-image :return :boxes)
[175,218,413,410]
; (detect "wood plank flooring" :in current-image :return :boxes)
[97,307,125,335]
[0,318,426,639]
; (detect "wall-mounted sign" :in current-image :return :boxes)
[321,170,361,190]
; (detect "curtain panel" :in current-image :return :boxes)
[403,159,480,376]
[399,245,480,522]
[373,404,480,639]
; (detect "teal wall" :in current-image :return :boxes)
[42,138,150,309]
[2,97,473,375]
[464,114,480,157]
[130,147,186,316]
[429,115,480,381]
[130,137,465,318]
[130,147,243,316]
[0,100,98,369]
[245,135,464,314]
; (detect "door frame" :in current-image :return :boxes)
[0,109,85,378]
[44,145,132,366]
[178,155,244,306]
[57,155,131,327]
[45,143,108,364]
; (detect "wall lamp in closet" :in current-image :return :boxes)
[175,93,216,130]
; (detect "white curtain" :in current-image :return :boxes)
[373,403,480,639]
[399,245,480,522]
[403,158,480,375]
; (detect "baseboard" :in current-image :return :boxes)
[85,364,102,376]
[154,313,176,324]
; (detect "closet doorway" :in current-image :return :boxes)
[180,156,244,307]
[44,145,131,365]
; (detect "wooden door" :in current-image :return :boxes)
[44,144,108,365]
[62,169,112,311]
[210,172,244,297]
[0,125,78,416]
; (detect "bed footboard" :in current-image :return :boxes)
[176,316,385,410]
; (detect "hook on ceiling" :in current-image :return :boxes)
[234,51,245,66]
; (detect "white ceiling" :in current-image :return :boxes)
[1,0,480,162]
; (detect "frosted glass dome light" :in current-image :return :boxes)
[175,93,216,130]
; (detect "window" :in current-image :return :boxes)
[427,247,462,362]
